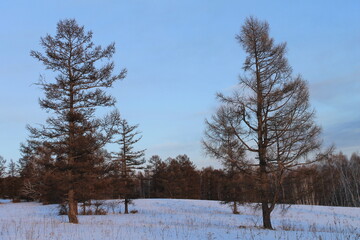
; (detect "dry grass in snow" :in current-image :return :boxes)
[0,199,359,240]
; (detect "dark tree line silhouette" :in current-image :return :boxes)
[1,152,360,208]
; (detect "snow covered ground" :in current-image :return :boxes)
[0,198,359,240]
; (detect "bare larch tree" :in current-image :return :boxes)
[203,16,322,229]
[112,119,145,214]
[29,19,126,223]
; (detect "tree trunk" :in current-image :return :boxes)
[75,200,78,215]
[124,198,129,214]
[68,189,79,224]
[232,201,239,214]
[261,203,273,229]
[259,164,273,229]
[82,201,86,215]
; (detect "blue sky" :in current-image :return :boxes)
[0,0,359,168]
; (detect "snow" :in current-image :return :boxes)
[0,199,359,240]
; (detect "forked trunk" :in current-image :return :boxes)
[68,189,79,224]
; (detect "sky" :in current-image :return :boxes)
[0,0,359,169]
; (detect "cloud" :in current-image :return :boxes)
[322,119,360,155]
[309,69,360,155]
[310,69,360,107]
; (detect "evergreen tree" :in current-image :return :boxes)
[112,119,145,214]
[0,156,6,178]
[28,19,125,223]
[0,156,6,198]
[146,155,168,198]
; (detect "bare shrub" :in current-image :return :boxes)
[21,180,41,201]
[130,209,138,214]
[58,203,68,215]
[93,200,105,214]
[104,200,121,214]
[85,209,93,215]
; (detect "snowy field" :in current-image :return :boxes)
[0,199,359,240]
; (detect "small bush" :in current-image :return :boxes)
[130,209,138,214]
[59,200,109,216]
[93,200,107,215]
[84,209,92,215]
[95,209,107,215]
[104,200,121,214]
[58,203,68,215]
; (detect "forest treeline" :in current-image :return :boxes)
[0,151,359,208]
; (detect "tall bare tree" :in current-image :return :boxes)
[29,19,125,223]
[204,16,322,229]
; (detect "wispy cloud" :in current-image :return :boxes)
[322,119,360,155]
